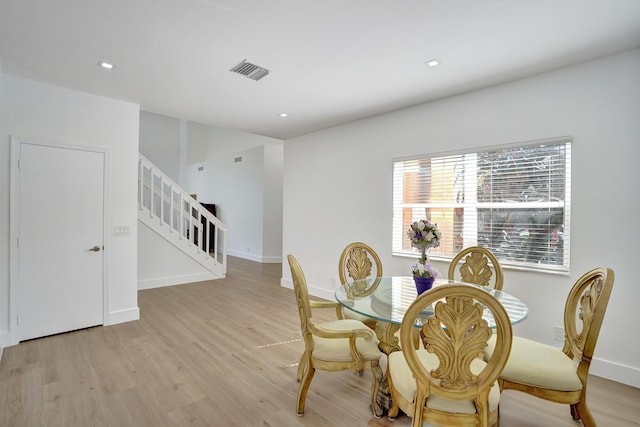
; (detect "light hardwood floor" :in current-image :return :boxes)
[1,256,638,426]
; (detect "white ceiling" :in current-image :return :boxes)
[1,0,640,140]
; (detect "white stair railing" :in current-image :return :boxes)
[138,154,227,277]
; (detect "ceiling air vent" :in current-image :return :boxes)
[229,59,270,81]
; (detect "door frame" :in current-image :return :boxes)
[9,135,111,346]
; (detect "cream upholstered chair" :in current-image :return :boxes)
[484,267,614,427]
[448,246,504,291]
[287,255,384,417]
[338,242,383,328]
[388,284,512,427]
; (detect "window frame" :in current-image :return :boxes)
[392,137,572,274]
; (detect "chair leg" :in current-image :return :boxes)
[387,374,399,421]
[297,366,315,415]
[388,404,399,421]
[570,403,579,420]
[570,401,596,427]
[411,394,426,427]
[296,352,307,382]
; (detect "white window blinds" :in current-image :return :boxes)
[392,138,571,272]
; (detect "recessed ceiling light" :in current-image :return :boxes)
[279,113,288,118]
[97,60,114,70]
[425,59,440,68]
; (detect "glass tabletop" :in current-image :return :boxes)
[335,276,528,328]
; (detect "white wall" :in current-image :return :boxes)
[0,74,140,342]
[191,125,282,163]
[186,120,208,168]
[138,115,214,289]
[184,127,284,262]
[282,49,640,387]
[184,144,283,262]
[139,111,181,183]
[139,114,284,267]
[263,144,284,262]
[137,222,216,288]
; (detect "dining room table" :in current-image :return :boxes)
[334,276,529,415]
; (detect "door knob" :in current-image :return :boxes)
[89,245,101,252]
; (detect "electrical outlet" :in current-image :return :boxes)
[554,326,565,342]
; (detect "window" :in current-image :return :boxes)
[393,138,571,272]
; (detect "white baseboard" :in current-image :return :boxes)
[591,357,640,388]
[227,249,261,262]
[228,249,282,264]
[106,307,140,325]
[138,272,220,290]
[280,277,334,301]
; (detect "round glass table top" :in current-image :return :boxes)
[335,276,528,328]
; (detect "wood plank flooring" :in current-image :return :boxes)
[1,256,638,426]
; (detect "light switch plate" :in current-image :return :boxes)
[113,225,130,236]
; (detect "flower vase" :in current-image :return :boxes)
[413,276,435,295]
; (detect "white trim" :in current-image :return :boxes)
[9,137,19,345]
[392,138,572,273]
[9,136,110,345]
[138,272,219,290]
[137,154,227,277]
[280,277,335,301]
[392,135,573,163]
[227,249,262,262]
[591,357,640,389]
[102,149,112,329]
[227,249,281,264]
[106,307,139,325]
[280,278,292,290]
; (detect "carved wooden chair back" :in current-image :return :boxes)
[287,254,384,417]
[388,284,512,427]
[448,246,504,290]
[494,267,614,426]
[338,242,383,294]
[338,242,383,328]
[563,267,614,376]
[288,254,314,341]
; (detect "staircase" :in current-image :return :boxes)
[138,154,227,279]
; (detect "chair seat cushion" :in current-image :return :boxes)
[388,349,501,414]
[484,335,582,392]
[312,319,381,362]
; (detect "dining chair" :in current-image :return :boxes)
[287,254,384,417]
[338,242,383,328]
[448,246,504,290]
[387,284,513,427]
[484,266,615,427]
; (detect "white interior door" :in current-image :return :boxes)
[16,141,105,341]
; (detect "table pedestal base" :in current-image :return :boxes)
[373,321,402,415]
